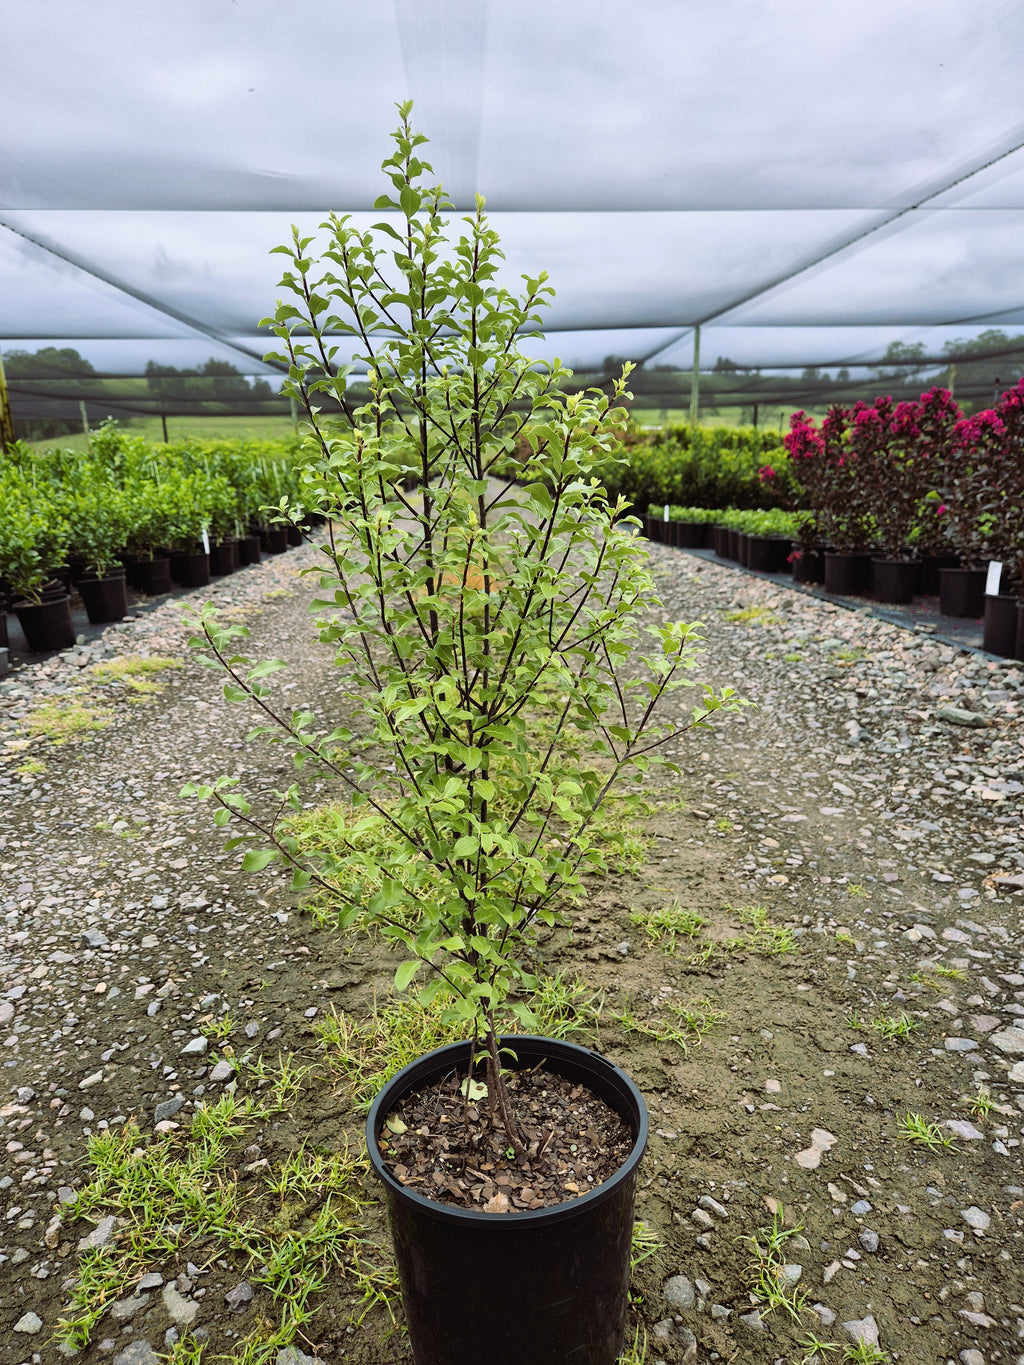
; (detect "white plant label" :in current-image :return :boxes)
[201,527,211,555]
[986,560,1002,596]
[663,504,670,522]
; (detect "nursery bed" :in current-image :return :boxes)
[0,537,1022,1364]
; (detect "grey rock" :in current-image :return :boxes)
[180,1036,208,1056]
[78,1214,116,1250]
[276,1350,328,1365]
[209,1059,235,1083]
[154,1096,185,1123]
[698,1194,729,1220]
[79,1069,104,1089]
[781,1263,803,1286]
[938,705,988,728]
[945,1119,985,1141]
[138,1271,164,1291]
[813,1303,837,1327]
[859,1230,880,1253]
[110,1293,150,1321]
[738,1309,765,1331]
[162,1283,199,1326]
[151,895,169,909]
[14,1311,43,1334]
[960,1352,986,1365]
[113,1343,160,1365]
[225,1281,254,1312]
[710,1303,731,1319]
[990,1029,1024,1056]
[16,1085,36,1102]
[664,1275,695,1311]
[690,1207,714,1229]
[83,928,110,948]
[961,1205,991,1232]
[945,1038,979,1052]
[843,1314,880,1347]
[0,1001,14,1024]
[850,1199,872,1215]
[675,1326,698,1364]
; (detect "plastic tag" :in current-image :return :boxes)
[201,527,210,555]
[986,560,1002,596]
[663,504,669,522]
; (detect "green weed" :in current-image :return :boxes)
[739,1206,809,1322]
[617,1325,648,1365]
[630,1220,664,1271]
[24,699,110,745]
[724,606,779,626]
[55,1081,379,1357]
[615,997,725,1055]
[870,1012,919,1041]
[896,1113,957,1151]
[734,904,796,955]
[14,757,45,776]
[92,655,182,695]
[629,902,708,954]
[934,964,965,980]
[966,1088,995,1119]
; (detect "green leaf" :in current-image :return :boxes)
[394,959,421,992]
[241,849,277,872]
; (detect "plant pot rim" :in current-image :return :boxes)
[13,593,70,610]
[366,1034,648,1230]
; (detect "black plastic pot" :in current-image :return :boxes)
[13,595,75,652]
[77,571,128,624]
[939,567,986,619]
[170,551,211,588]
[672,521,708,549]
[260,527,289,555]
[871,557,918,605]
[135,557,173,595]
[286,524,304,547]
[643,517,663,543]
[824,550,873,596]
[791,544,825,584]
[367,1035,648,1365]
[238,534,262,566]
[918,552,959,596]
[983,593,1020,656]
[713,525,730,558]
[1014,602,1024,662]
[746,535,791,574]
[209,539,239,576]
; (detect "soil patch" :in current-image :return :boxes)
[378,1064,633,1212]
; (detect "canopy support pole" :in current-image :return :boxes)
[0,351,15,451]
[689,324,701,427]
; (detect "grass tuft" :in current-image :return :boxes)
[896,1112,957,1151]
[24,699,110,745]
[629,902,707,954]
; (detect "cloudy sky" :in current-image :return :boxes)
[2,0,1023,374]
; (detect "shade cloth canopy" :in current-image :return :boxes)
[3,0,1024,388]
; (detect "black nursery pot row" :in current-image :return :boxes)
[3,519,322,655]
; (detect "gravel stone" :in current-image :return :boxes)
[663,1275,695,1311]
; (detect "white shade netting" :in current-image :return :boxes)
[3,0,1024,387]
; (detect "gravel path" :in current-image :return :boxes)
[1,534,1022,1364]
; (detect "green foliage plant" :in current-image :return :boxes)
[185,106,740,1155]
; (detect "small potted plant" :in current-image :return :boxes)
[186,108,740,1365]
[0,497,75,652]
[62,475,132,623]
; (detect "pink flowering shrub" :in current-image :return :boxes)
[942,408,1007,574]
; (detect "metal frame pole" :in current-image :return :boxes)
[689,324,701,427]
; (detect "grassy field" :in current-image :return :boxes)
[29,414,299,452]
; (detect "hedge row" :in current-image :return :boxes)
[0,424,303,602]
[592,424,794,512]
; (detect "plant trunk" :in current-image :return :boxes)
[485,1013,524,1156]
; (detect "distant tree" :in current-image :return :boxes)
[3,346,97,439]
[144,358,276,406]
[870,341,929,381]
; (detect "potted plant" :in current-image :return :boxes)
[940,409,1005,618]
[62,474,132,623]
[185,108,740,1365]
[0,496,75,652]
[783,411,829,583]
